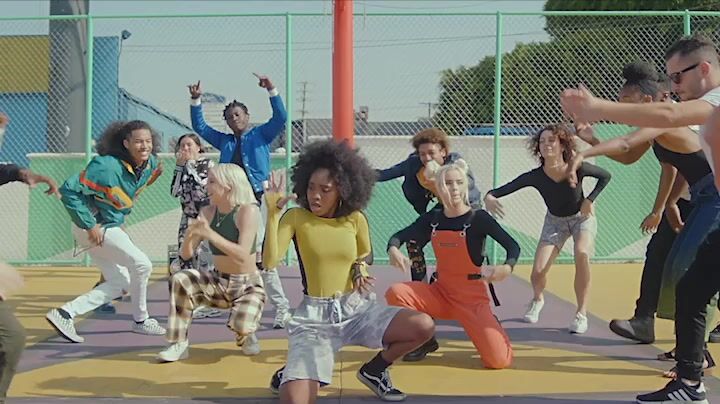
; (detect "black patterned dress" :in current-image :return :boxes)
[170,157,214,272]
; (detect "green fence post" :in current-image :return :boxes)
[490,11,503,265]
[83,14,94,267]
[684,9,691,35]
[284,12,293,265]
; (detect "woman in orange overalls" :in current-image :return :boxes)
[385,159,520,368]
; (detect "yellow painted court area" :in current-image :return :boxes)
[6,263,719,399]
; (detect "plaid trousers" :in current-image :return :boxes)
[166,269,266,343]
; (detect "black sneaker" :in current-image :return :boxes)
[636,379,708,403]
[709,324,720,343]
[609,316,655,344]
[402,337,439,362]
[269,367,284,395]
[357,367,407,402]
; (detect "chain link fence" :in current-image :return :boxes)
[1,11,718,265]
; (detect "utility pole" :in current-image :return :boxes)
[298,81,310,120]
[419,101,437,121]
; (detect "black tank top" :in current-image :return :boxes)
[652,141,710,187]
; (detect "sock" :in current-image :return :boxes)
[363,352,392,374]
[680,378,701,387]
[58,308,72,319]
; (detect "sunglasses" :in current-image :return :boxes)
[669,62,701,84]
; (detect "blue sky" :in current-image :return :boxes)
[4,1,548,124]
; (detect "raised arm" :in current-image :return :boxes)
[562,85,717,128]
[188,81,226,149]
[262,194,296,269]
[375,157,410,182]
[487,171,534,199]
[579,127,660,162]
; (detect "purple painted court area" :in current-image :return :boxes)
[15,265,720,403]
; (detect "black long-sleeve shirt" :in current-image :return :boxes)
[0,164,22,186]
[388,209,520,268]
[488,162,611,217]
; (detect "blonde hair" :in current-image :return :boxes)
[211,163,256,206]
[434,159,470,206]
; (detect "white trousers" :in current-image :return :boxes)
[63,226,153,322]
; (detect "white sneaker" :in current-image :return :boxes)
[132,318,167,335]
[272,309,291,329]
[241,333,261,356]
[157,340,189,362]
[569,312,588,334]
[523,299,544,323]
[192,306,223,319]
[45,308,84,343]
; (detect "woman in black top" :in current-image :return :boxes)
[484,124,611,335]
[386,159,519,367]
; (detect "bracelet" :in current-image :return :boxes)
[351,261,369,281]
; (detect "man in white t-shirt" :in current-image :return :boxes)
[562,34,720,403]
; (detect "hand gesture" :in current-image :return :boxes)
[481,264,511,283]
[665,203,684,233]
[276,193,297,210]
[574,122,597,145]
[0,112,8,129]
[640,212,661,234]
[187,215,213,240]
[87,224,105,246]
[560,84,598,124]
[19,169,60,197]
[188,80,202,99]
[253,73,275,91]
[353,273,376,295]
[484,194,505,219]
[567,155,584,188]
[388,247,410,273]
[580,199,594,217]
[176,150,190,166]
[267,169,286,195]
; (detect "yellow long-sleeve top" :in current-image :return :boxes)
[263,193,371,297]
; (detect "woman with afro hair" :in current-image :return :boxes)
[263,139,434,403]
[484,124,611,335]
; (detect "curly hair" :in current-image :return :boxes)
[622,61,669,99]
[96,120,161,163]
[291,140,376,217]
[527,124,575,165]
[223,100,249,120]
[411,128,450,153]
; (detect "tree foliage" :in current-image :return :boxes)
[434,0,720,136]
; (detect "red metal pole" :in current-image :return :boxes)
[332,0,354,148]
